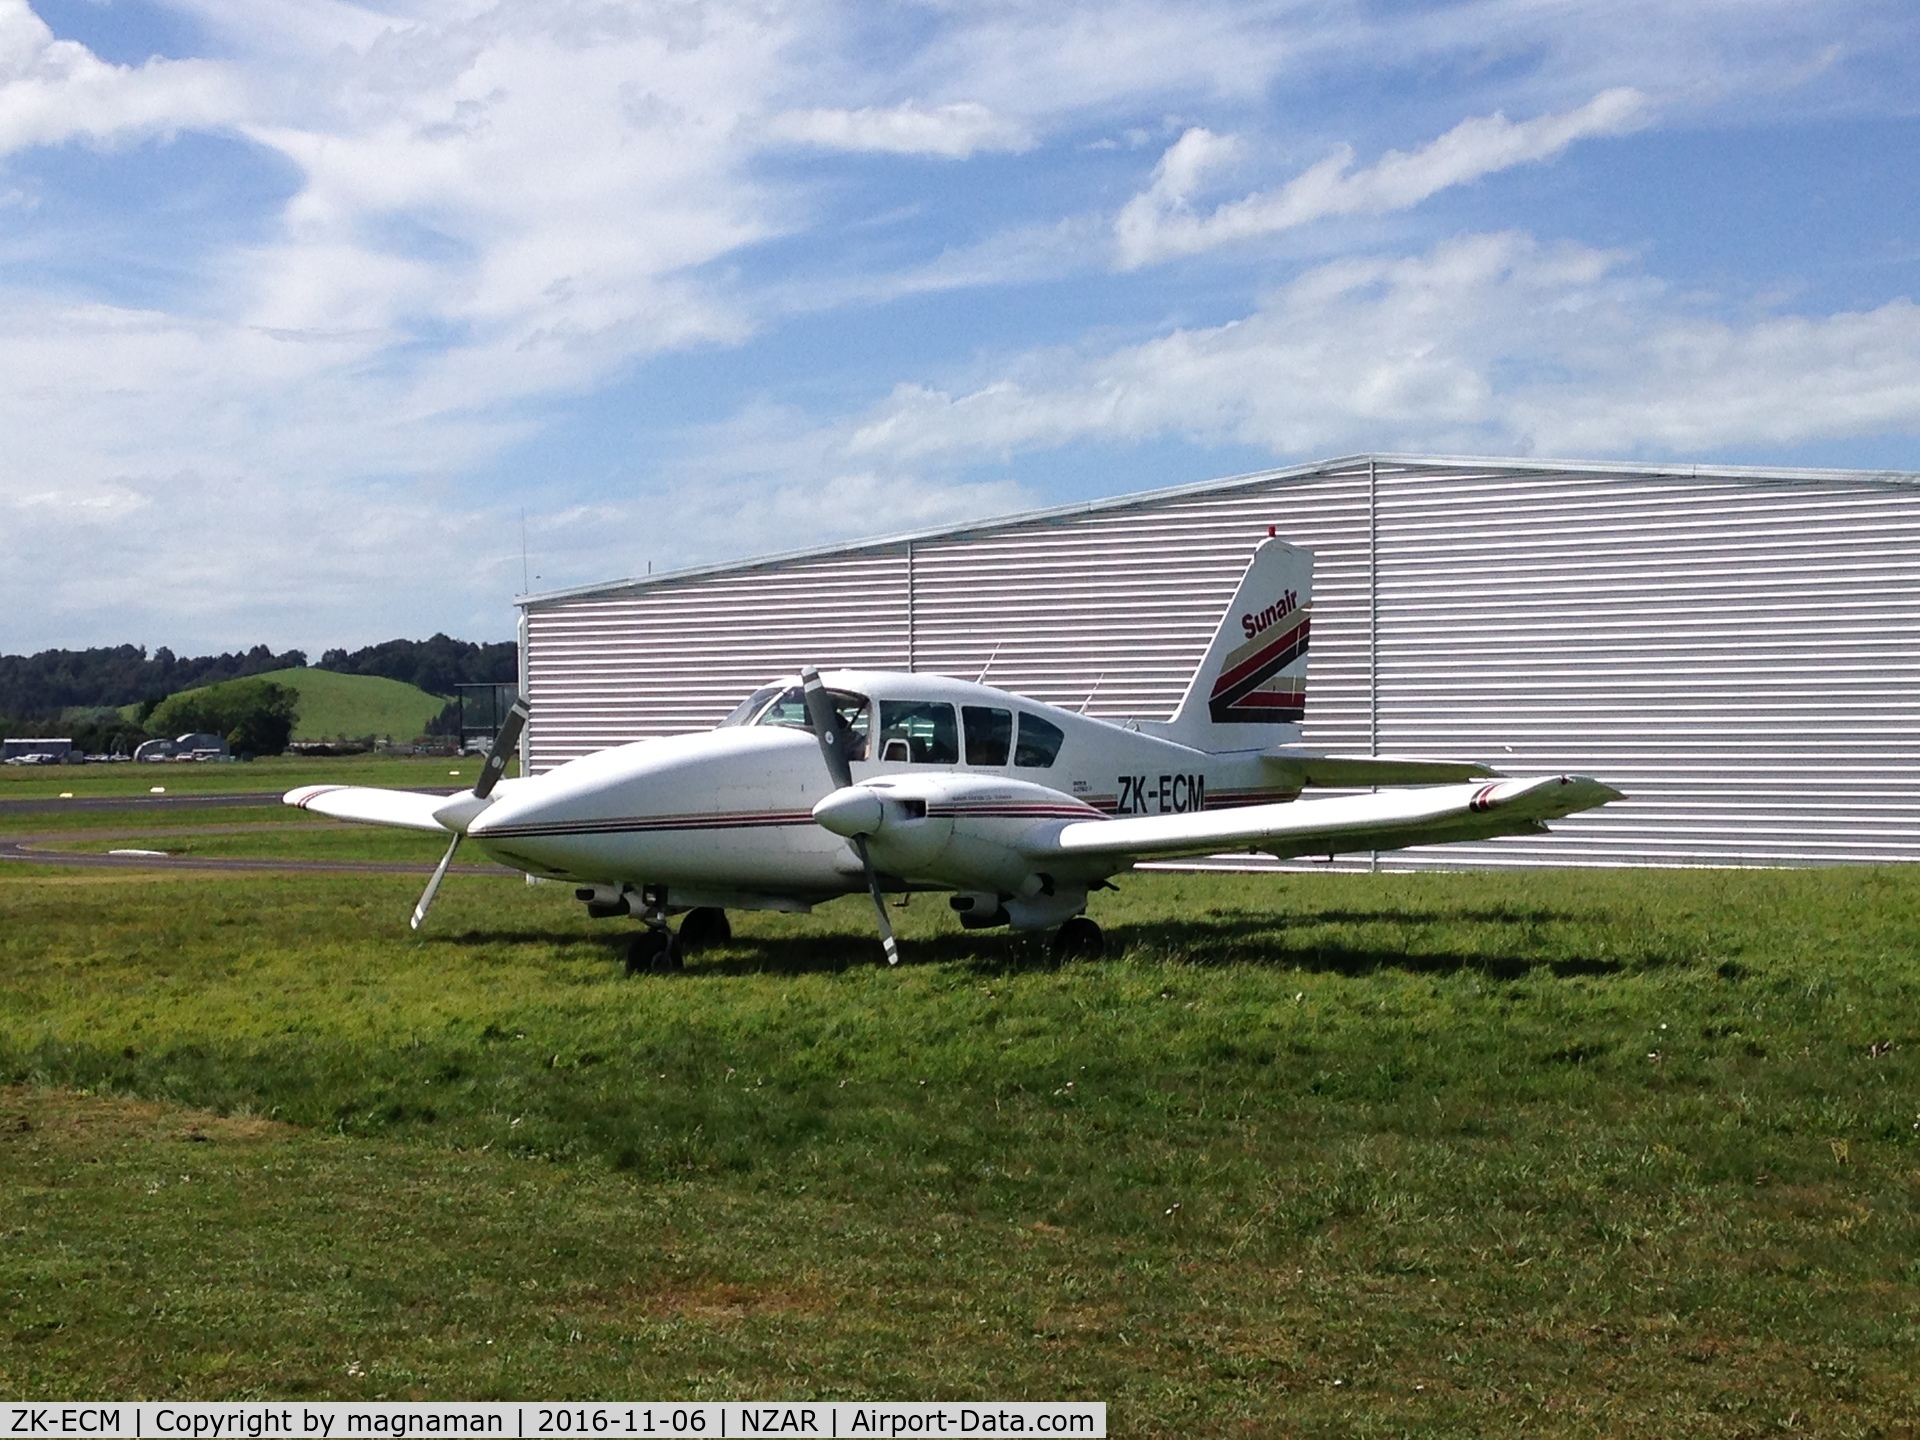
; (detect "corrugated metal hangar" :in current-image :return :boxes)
[517,454,1920,870]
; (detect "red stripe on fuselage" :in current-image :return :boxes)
[478,809,817,839]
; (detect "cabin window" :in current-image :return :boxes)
[1014,712,1065,768]
[717,686,781,727]
[878,700,959,764]
[963,706,1012,766]
[755,686,871,761]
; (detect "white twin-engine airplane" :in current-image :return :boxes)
[287,539,1621,970]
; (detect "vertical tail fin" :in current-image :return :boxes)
[1154,538,1314,751]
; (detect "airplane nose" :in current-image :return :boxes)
[432,792,490,834]
[813,785,883,838]
[464,787,545,838]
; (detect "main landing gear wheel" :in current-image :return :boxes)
[1052,916,1105,961]
[677,907,732,951]
[625,927,682,976]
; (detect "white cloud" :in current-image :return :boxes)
[843,231,1920,465]
[766,100,1031,157]
[1115,89,1650,268]
[589,397,1036,580]
[0,1,806,649]
[0,0,242,154]
[0,0,1915,654]
[220,1,794,386]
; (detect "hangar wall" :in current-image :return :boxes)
[519,455,1920,869]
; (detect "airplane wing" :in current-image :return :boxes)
[284,783,452,833]
[1262,749,1502,787]
[1037,775,1620,864]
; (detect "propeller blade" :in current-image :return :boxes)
[800,667,854,789]
[411,834,462,931]
[854,836,900,967]
[801,666,897,965]
[411,695,523,930]
[474,694,531,800]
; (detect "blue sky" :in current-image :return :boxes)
[4,0,1919,653]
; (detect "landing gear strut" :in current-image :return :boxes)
[625,889,682,975]
[1052,916,1105,961]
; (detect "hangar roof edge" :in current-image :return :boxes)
[516,450,1920,610]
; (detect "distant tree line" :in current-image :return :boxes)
[0,635,517,752]
[316,634,518,696]
[0,643,307,724]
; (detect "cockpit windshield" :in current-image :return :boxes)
[716,686,782,728]
[753,685,872,761]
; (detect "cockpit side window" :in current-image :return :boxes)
[878,700,958,764]
[717,686,782,728]
[1014,712,1065,767]
[755,686,871,761]
[962,706,1012,766]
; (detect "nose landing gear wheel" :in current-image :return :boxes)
[677,906,732,951]
[625,927,682,975]
[1052,916,1105,961]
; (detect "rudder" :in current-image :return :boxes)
[1154,538,1314,751]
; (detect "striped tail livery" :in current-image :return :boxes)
[1158,537,1315,751]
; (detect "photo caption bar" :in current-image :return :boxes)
[1,1404,1105,1440]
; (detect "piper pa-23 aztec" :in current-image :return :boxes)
[287,538,1621,970]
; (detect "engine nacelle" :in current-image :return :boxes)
[813,774,1104,894]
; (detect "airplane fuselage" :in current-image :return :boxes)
[465,670,1296,910]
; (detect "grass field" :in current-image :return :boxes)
[0,753,483,802]
[231,666,451,742]
[3,825,1919,1431]
[118,668,452,742]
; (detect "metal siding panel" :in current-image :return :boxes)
[905,472,1372,751]
[1367,461,1920,868]
[525,465,1380,778]
[521,456,1920,871]
[524,550,911,769]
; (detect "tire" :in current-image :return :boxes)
[1052,916,1105,961]
[625,929,682,975]
[677,906,732,952]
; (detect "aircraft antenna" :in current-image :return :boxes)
[976,642,1002,685]
[1080,672,1105,714]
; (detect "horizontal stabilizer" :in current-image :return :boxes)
[1041,774,1620,864]
[284,784,452,833]
[1263,750,1502,788]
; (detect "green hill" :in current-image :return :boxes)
[136,668,452,742]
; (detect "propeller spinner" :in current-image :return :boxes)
[801,667,899,966]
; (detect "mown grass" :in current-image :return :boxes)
[0,806,296,836]
[2,863,1918,1434]
[0,754,485,801]
[47,824,459,863]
